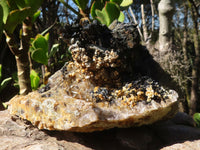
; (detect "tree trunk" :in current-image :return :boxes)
[4,18,32,95]
[158,0,174,52]
[182,3,190,111]
[15,51,31,95]
[16,19,32,95]
[182,4,188,62]
[189,3,200,115]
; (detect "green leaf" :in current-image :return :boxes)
[0,77,12,92]
[30,34,49,65]
[15,0,43,15]
[0,0,10,24]
[32,35,48,52]
[73,0,89,10]
[31,48,48,65]
[90,0,105,19]
[30,69,40,90]
[96,2,120,26]
[120,0,133,10]
[120,0,133,7]
[95,9,108,25]
[118,11,125,22]
[30,37,34,43]
[31,10,41,23]
[193,113,200,127]
[49,44,59,58]
[29,46,34,53]
[110,0,123,5]
[44,33,49,41]
[105,2,120,24]
[2,102,8,109]
[4,7,31,34]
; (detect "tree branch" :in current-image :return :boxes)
[59,0,81,17]
[3,31,21,56]
[128,6,144,42]
[188,0,200,17]
[150,0,155,32]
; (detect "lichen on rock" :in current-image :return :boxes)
[9,22,178,132]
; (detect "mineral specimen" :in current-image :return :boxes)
[9,22,178,132]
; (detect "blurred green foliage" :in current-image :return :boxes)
[193,113,200,127]
[59,0,133,26]
[0,0,43,35]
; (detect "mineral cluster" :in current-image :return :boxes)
[9,22,178,132]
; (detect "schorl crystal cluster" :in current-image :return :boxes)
[9,22,178,132]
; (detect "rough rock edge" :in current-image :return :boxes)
[9,89,178,132]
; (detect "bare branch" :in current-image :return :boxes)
[128,6,144,42]
[150,0,155,32]
[141,4,148,42]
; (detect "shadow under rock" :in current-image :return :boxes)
[150,121,200,148]
[44,126,164,150]
[43,114,200,150]
[44,128,130,150]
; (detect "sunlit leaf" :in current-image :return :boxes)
[4,7,31,34]
[120,0,133,7]
[30,69,40,90]
[2,102,8,109]
[44,33,49,41]
[118,11,125,22]
[120,0,133,10]
[31,10,41,23]
[0,0,10,24]
[95,9,108,25]
[0,77,12,92]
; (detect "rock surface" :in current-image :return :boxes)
[1,110,200,150]
[9,71,178,132]
[161,140,200,150]
[9,23,178,132]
